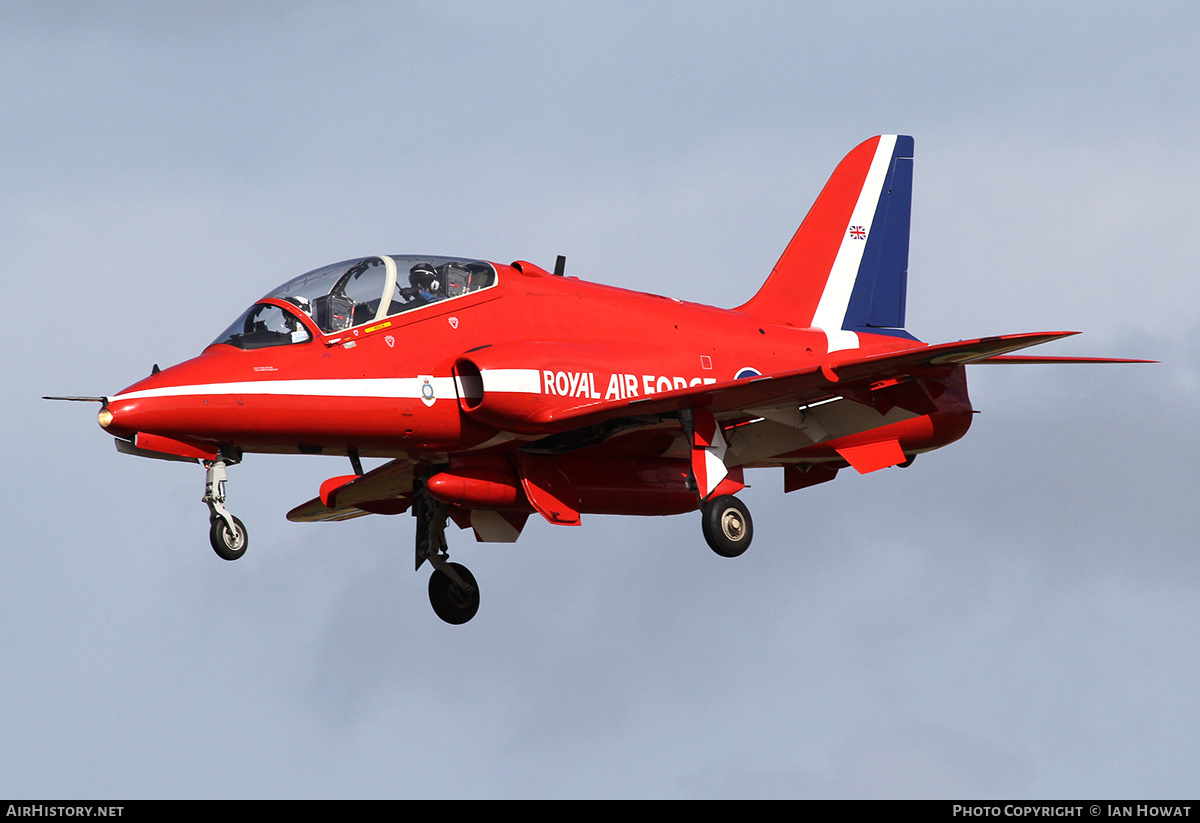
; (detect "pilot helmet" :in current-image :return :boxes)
[286,295,312,315]
[409,263,439,292]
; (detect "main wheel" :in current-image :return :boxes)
[701,495,753,558]
[209,515,248,561]
[428,562,480,625]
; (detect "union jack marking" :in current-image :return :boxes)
[849,225,866,240]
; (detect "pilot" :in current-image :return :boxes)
[408,263,443,303]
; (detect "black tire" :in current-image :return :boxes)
[701,495,753,558]
[428,562,480,625]
[209,515,248,561]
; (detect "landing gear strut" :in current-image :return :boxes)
[413,478,479,624]
[701,494,753,558]
[203,452,247,561]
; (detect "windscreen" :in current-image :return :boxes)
[264,255,496,334]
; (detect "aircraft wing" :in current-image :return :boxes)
[286,458,415,522]
[286,332,1128,521]
[529,331,1082,431]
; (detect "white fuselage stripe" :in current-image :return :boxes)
[480,368,542,394]
[112,378,462,402]
[113,371,547,405]
[812,134,897,353]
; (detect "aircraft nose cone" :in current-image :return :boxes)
[101,365,185,439]
[98,394,141,439]
[100,349,249,446]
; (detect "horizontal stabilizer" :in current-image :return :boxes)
[973,355,1156,364]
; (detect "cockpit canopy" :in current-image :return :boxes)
[213,255,496,349]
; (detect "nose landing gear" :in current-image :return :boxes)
[203,453,248,561]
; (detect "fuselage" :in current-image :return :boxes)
[100,256,972,471]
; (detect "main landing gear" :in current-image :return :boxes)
[701,494,753,558]
[413,478,480,624]
[203,453,248,561]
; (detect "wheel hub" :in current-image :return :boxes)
[447,583,474,609]
[221,523,245,549]
[721,510,744,541]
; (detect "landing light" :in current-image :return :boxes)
[97,409,113,429]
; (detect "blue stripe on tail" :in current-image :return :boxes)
[843,135,916,339]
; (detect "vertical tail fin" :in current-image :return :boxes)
[735,135,915,351]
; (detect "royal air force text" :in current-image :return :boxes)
[542,371,717,401]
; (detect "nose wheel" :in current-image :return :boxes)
[203,454,248,561]
[701,494,753,557]
[209,514,248,561]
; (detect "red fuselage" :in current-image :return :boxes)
[101,261,972,472]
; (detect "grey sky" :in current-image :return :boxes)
[3,1,1196,798]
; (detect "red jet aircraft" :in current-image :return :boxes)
[48,135,1142,624]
